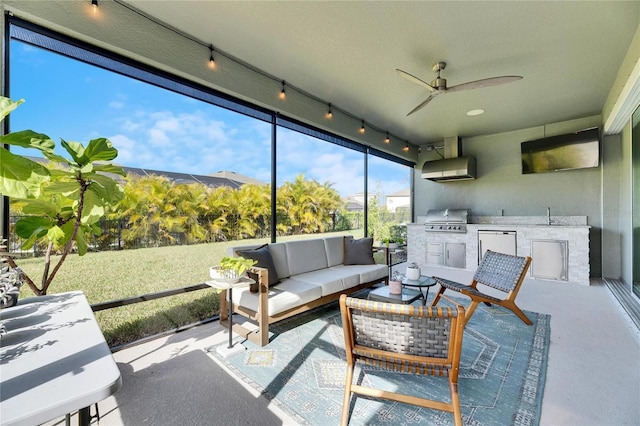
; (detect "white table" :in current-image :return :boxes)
[0,291,122,425]
[205,277,253,357]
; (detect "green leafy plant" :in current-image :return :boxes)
[0,97,125,295]
[218,256,257,276]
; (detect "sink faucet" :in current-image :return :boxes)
[547,207,551,225]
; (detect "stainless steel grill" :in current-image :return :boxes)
[424,209,470,233]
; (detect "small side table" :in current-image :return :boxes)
[402,276,437,306]
[205,277,254,358]
[368,285,423,305]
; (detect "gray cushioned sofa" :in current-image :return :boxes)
[223,236,388,346]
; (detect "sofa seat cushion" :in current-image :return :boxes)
[330,264,388,288]
[293,268,361,297]
[233,277,322,316]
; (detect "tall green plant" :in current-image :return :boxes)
[0,97,125,295]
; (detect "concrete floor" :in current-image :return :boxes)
[51,271,640,426]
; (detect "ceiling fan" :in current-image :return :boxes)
[396,61,523,116]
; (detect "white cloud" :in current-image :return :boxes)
[105,102,406,196]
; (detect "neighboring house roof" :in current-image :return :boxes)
[24,156,265,189]
[120,166,265,189]
[387,188,410,198]
[207,170,266,186]
[342,196,365,211]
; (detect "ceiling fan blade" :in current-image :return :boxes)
[406,95,434,116]
[447,75,523,93]
[396,69,436,92]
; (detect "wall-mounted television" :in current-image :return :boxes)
[521,127,600,174]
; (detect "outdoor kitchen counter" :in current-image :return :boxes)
[407,220,591,286]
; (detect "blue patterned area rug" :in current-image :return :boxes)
[207,294,550,426]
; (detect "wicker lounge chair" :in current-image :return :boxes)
[431,250,532,326]
[339,295,465,426]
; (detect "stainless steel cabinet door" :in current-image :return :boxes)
[445,242,466,269]
[530,239,568,281]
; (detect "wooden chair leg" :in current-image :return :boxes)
[430,286,446,307]
[450,381,462,426]
[504,302,532,325]
[341,364,355,426]
[463,300,481,326]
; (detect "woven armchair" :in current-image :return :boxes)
[339,295,465,426]
[431,250,532,326]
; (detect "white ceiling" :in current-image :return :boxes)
[126,1,639,145]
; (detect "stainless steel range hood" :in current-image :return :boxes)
[422,156,476,181]
[421,136,476,181]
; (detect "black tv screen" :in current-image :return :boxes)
[521,127,600,174]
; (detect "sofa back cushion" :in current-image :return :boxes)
[343,236,375,265]
[227,243,290,281]
[324,236,345,267]
[286,239,329,276]
[236,244,280,286]
[268,243,290,279]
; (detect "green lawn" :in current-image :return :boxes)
[15,231,362,347]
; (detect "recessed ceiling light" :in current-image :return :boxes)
[467,109,484,116]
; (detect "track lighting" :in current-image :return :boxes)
[326,104,333,119]
[208,45,216,70]
[384,132,390,144]
[359,120,365,134]
[279,81,286,100]
[91,0,98,13]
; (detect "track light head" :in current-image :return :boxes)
[208,45,216,70]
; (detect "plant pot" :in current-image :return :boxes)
[406,267,420,281]
[389,280,402,294]
[210,266,244,283]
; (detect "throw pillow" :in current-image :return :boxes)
[343,236,375,265]
[236,244,280,287]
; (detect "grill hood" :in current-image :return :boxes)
[421,136,476,182]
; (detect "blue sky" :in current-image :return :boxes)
[9,40,409,197]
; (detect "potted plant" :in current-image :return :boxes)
[388,271,402,294]
[210,256,257,283]
[406,262,421,281]
[0,97,125,297]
